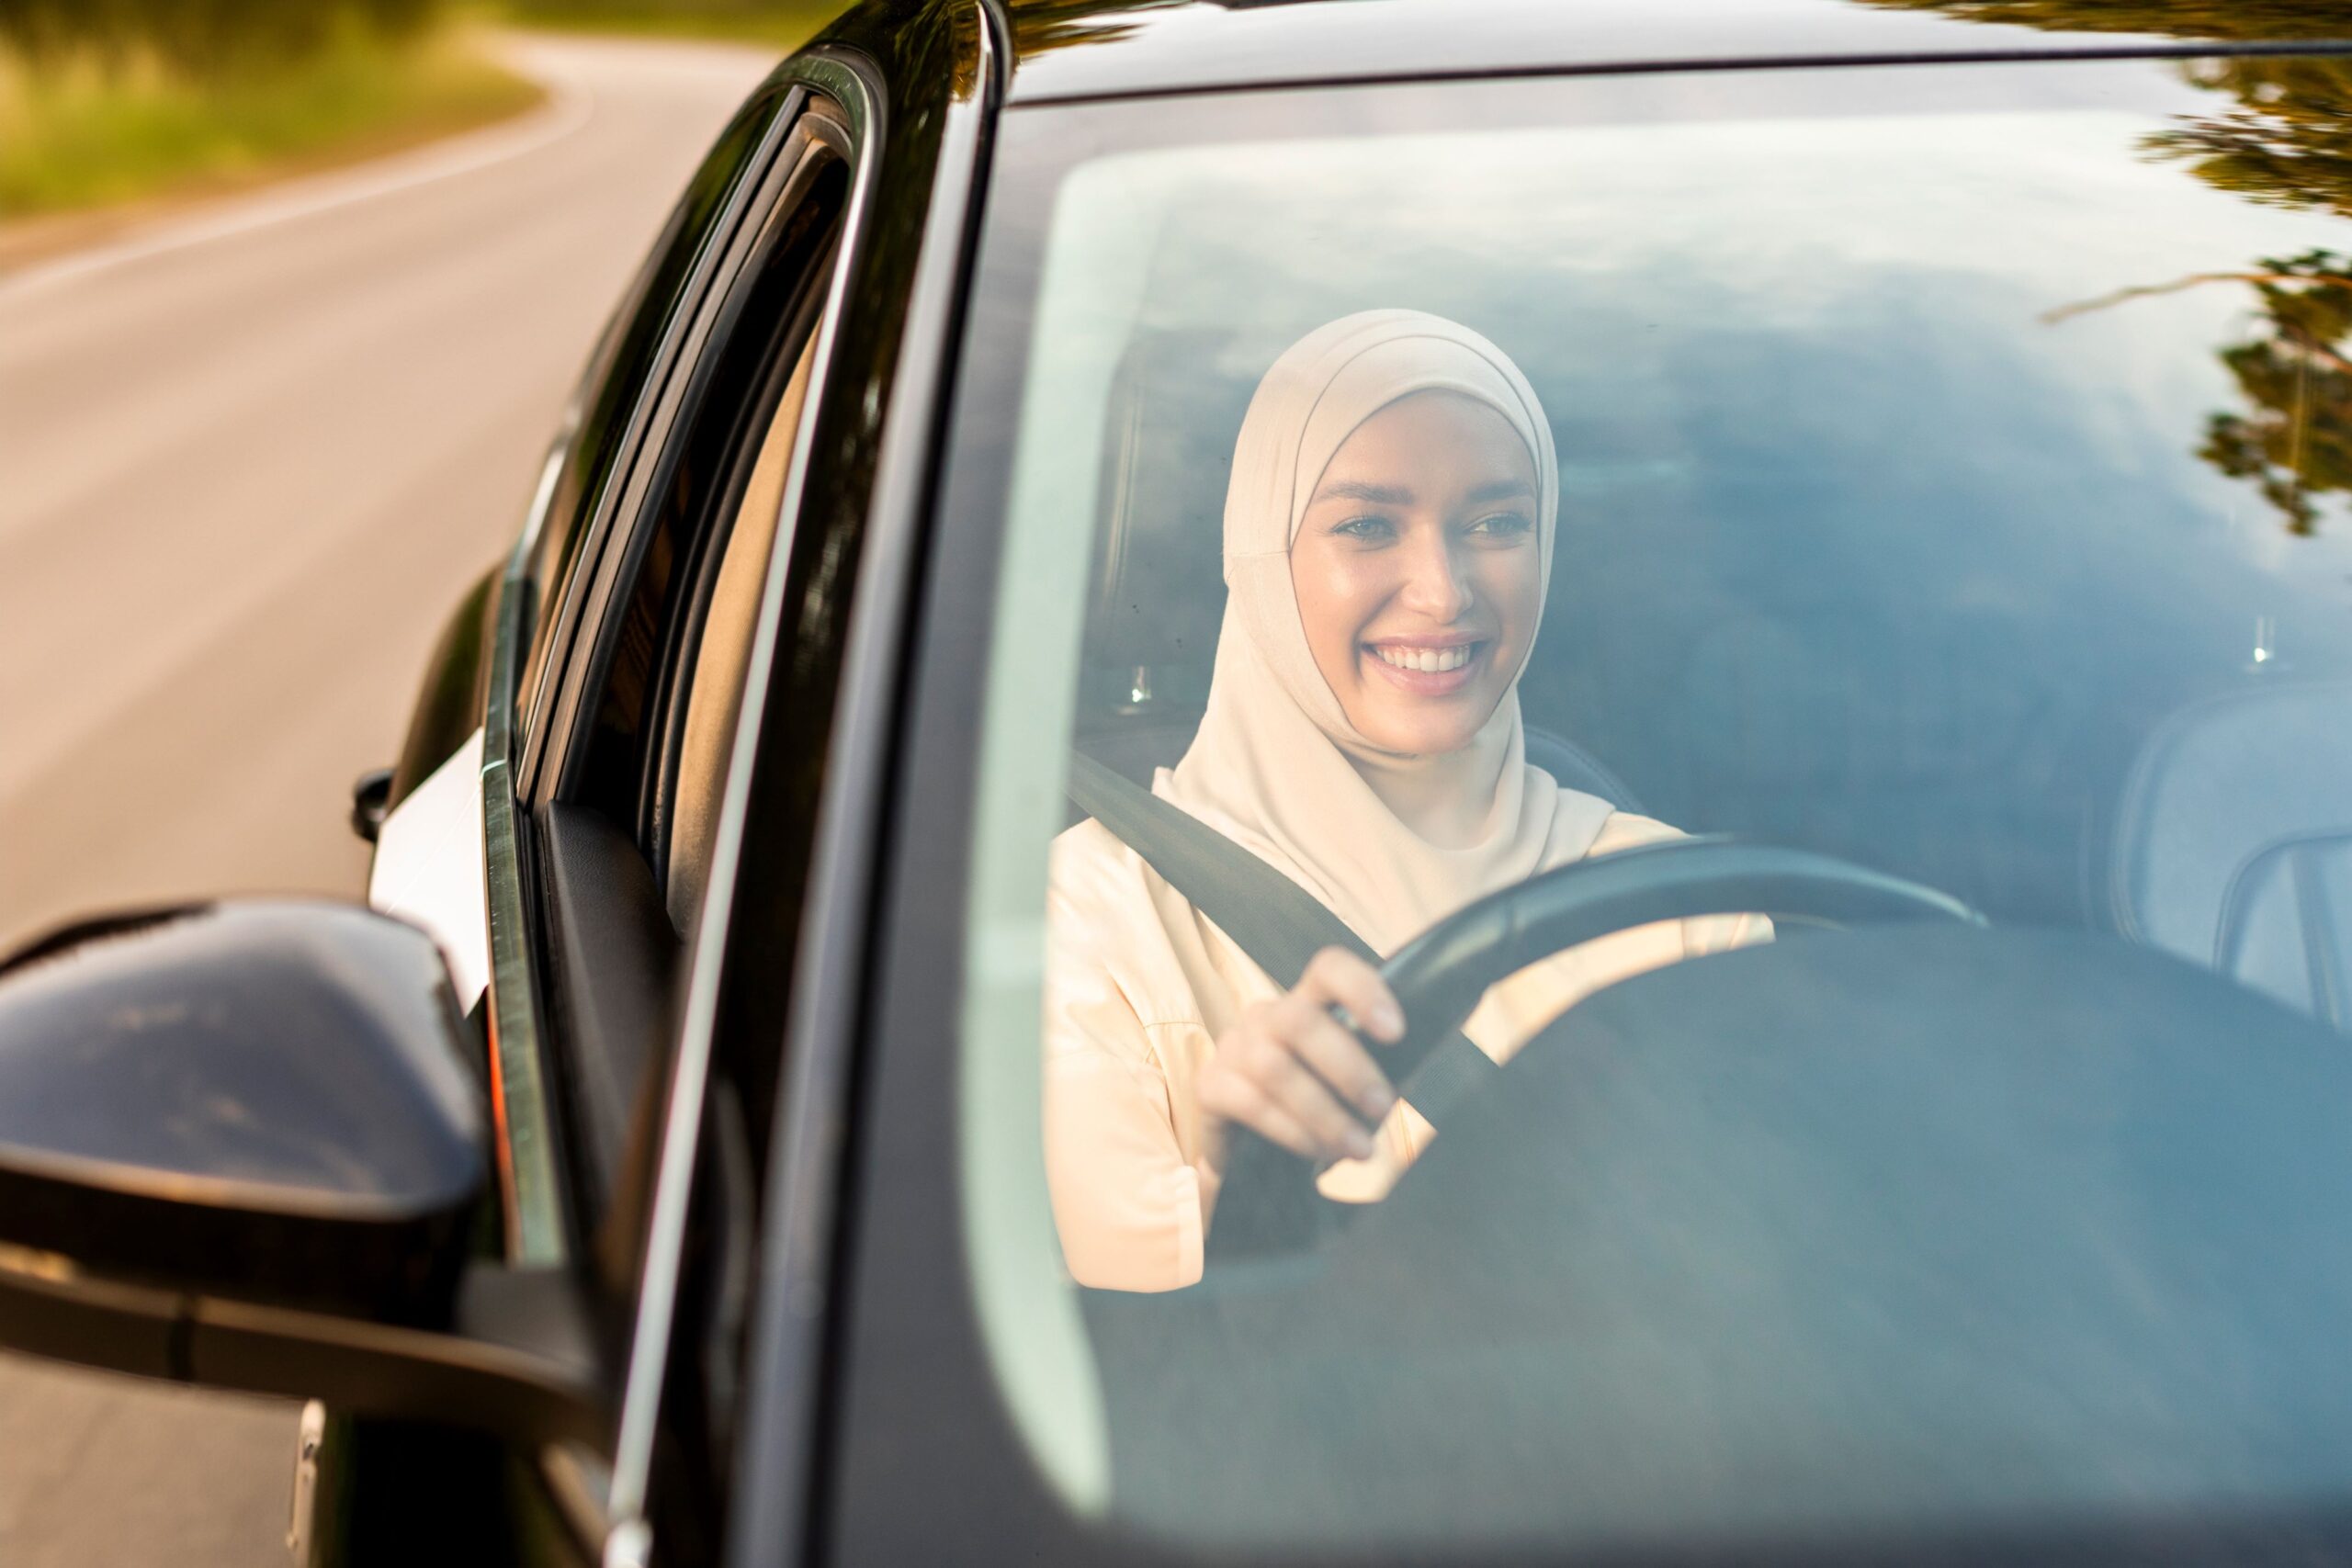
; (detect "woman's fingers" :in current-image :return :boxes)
[1204,1004,1373,1165]
[1238,1021,1378,1161]
[1267,987,1396,1125]
[1200,949,1410,1172]
[1294,947,1404,1043]
[1197,1060,1328,1165]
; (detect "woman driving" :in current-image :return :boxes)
[1046,310,1765,1292]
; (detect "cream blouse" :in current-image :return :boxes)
[1043,809,1768,1292]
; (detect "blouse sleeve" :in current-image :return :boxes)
[1587,811,1775,955]
[1040,841,1215,1292]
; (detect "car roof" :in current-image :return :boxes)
[1002,0,2352,106]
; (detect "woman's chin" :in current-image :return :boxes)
[1334,655,1515,757]
[1348,701,1498,759]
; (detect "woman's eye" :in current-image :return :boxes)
[1333,514,1395,541]
[1467,512,1532,537]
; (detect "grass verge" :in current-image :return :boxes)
[0,23,544,224]
[494,2,845,51]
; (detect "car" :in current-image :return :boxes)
[14,0,2352,1562]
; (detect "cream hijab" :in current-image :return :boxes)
[1160,309,1615,956]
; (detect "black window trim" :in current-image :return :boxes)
[553,115,852,863]
[712,5,1009,1565]
[639,193,844,902]
[544,109,854,832]
[600,47,891,1560]
[476,74,854,1564]
[516,80,809,808]
[532,95,855,1432]
[484,74,820,1292]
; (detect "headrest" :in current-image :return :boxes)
[1080,331,1254,682]
[2111,680,2352,1019]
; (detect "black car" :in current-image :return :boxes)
[17,1,2352,1562]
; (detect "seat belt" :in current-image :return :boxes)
[1066,753,1496,1125]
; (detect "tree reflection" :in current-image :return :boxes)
[1866,2,2352,533]
[1860,2,2352,33]
[2043,251,2352,533]
[2189,252,2352,536]
[2144,54,2352,215]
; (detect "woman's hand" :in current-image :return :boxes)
[1198,947,1404,1177]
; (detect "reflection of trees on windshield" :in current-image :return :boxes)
[1866,1,2352,533]
[2190,253,2352,535]
[879,0,1168,94]
[1005,0,1170,56]
[2050,250,2352,534]
[1860,1,2352,32]
[2143,55,2352,213]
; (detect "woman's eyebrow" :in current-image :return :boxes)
[1465,478,1535,503]
[1314,479,1413,505]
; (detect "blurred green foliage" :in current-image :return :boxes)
[2191,250,2352,535]
[1860,1,2352,39]
[2145,54,2352,214]
[0,0,445,77]
[0,1,537,220]
[492,0,846,49]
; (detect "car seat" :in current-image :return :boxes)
[2109,680,2352,1028]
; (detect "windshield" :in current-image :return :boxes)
[942,52,2352,1556]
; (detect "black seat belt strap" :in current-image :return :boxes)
[1066,753,1496,1124]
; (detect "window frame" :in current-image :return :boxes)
[552,78,856,1361]
[555,113,852,866]
[509,94,856,1280]
[469,79,869,1562]
[820,54,2301,1568]
[515,82,808,807]
[649,316,829,923]
[587,39,928,1559]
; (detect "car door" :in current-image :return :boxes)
[326,71,861,1568]
[503,94,860,1567]
[596,10,1003,1566]
[435,5,996,1559]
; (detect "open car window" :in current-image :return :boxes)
[934,51,2352,1561]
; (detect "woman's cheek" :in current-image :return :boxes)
[1485,548,1543,664]
[1298,553,1378,663]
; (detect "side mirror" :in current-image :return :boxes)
[0,901,609,1450]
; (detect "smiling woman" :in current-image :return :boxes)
[1040,309,1766,1292]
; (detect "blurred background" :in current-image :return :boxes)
[0,0,837,1558]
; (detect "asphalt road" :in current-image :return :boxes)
[0,33,775,1563]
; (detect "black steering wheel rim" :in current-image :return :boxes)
[1204,837,1984,1267]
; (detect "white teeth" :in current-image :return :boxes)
[1374,644,1471,673]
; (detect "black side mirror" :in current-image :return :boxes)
[350,766,395,844]
[0,901,609,1450]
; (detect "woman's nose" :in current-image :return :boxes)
[1396,531,1475,621]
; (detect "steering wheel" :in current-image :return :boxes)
[1204,837,1985,1266]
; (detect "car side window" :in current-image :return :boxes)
[666,326,820,931]
[531,113,849,1269]
[516,86,796,753]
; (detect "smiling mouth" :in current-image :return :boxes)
[1369,642,1479,674]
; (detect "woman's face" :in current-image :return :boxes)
[1290,390,1543,756]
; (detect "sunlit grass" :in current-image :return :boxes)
[494,0,846,50]
[0,22,542,221]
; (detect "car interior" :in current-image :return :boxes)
[1055,326,2352,1548]
[1067,324,2352,1043]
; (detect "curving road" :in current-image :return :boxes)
[0,33,776,1563]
